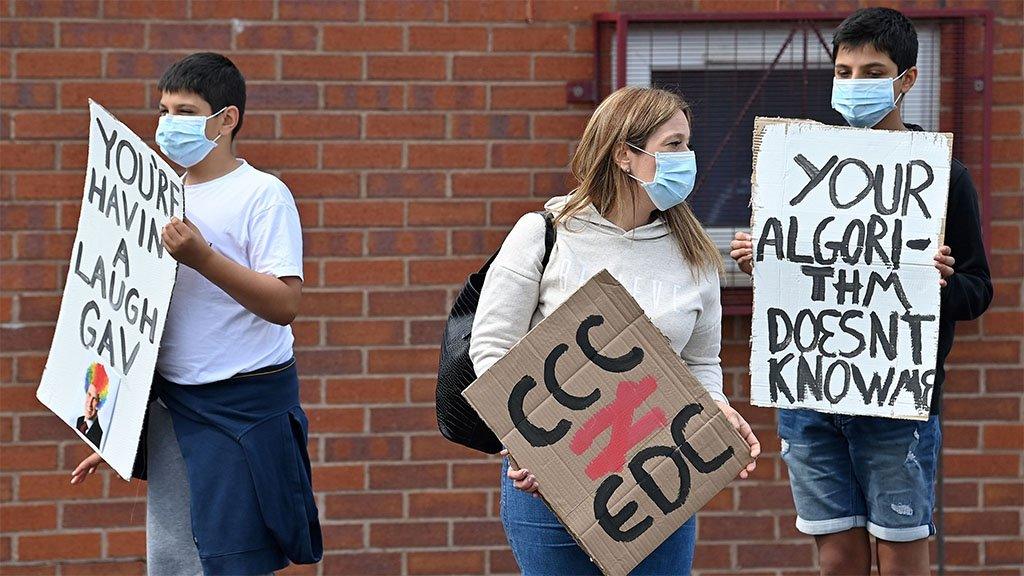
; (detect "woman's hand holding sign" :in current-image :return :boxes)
[935,245,955,287]
[715,401,759,479]
[70,452,103,485]
[503,449,541,497]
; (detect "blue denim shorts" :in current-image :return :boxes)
[500,458,696,575]
[778,409,940,543]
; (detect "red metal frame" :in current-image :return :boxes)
[593,8,995,316]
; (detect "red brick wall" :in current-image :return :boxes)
[1,1,1020,574]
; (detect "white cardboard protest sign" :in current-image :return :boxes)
[749,118,951,420]
[464,270,752,576]
[37,100,183,479]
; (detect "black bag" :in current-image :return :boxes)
[436,211,556,454]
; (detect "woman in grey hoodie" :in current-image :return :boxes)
[469,86,760,574]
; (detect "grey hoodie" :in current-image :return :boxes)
[469,195,726,403]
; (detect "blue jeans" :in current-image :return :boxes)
[500,459,696,575]
[778,409,940,542]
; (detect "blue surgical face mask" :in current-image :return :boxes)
[626,143,697,211]
[155,107,227,168]
[831,70,907,128]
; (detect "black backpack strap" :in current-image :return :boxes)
[538,210,557,269]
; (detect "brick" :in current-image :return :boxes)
[325,84,405,110]
[319,523,364,550]
[408,551,485,575]
[323,201,405,227]
[16,52,100,79]
[324,25,404,51]
[307,407,364,434]
[106,52,184,79]
[452,172,532,197]
[14,1,99,17]
[19,415,77,441]
[368,289,447,315]
[983,424,1024,449]
[370,521,448,547]
[236,25,317,50]
[985,541,1024,566]
[19,532,100,561]
[451,113,530,139]
[493,142,568,167]
[19,472,103,500]
[323,143,403,169]
[107,530,146,557]
[367,173,447,198]
[369,347,437,375]
[300,292,363,317]
[984,482,1024,506]
[16,231,74,259]
[60,22,143,47]
[324,261,406,288]
[326,377,406,404]
[536,55,593,81]
[325,436,404,462]
[295,349,362,375]
[299,228,363,258]
[409,26,488,51]
[63,502,145,528]
[281,114,361,139]
[0,143,55,170]
[326,493,403,519]
[280,172,359,198]
[986,368,1024,392]
[454,55,531,80]
[0,263,59,290]
[449,0,525,21]
[234,143,317,169]
[327,318,405,346]
[322,552,402,576]
[0,21,54,47]
[370,405,437,432]
[366,113,445,139]
[149,23,232,50]
[105,0,187,18]
[282,55,363,80]
[945,454,1019,477]
[1,81,56,109]
[191,0,273,18]
[408,85,486,110]
[531,0,610,21]
[453,520,507,546]
[492,85,566,109]
[408,144,487,169]
[0,503,56,531]
[60,82,146,109]
[365,0,444,21]
[409,258,481,284]
[247,83,319,109]
[369,463,447,489]
[410,435,489,461]
[946,511,1019,535]
[947,340,1019,364]
[409,491,488,518]
[492,27,570,51]
[368,56,447,81]
[534,112,592,138]
[279,0,359,20]
[451,462,500,488]
[410,319,445,344]
[699,515,774,540]
[491,200,546,225]
[737,543,814,568]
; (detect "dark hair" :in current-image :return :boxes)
[157,52,246,138]
[832,7,918,74]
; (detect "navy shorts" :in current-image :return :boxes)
[778,409,940,542]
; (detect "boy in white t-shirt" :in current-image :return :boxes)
[71,52,321,575]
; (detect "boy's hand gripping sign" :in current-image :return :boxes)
[749,118,952,421]
[464,271,752,576]
[37,101,183,479]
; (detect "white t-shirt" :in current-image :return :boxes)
[157,161,304,384]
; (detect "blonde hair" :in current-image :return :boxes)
[558,86,723,275]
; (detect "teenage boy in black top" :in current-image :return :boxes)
[731,8,992,575]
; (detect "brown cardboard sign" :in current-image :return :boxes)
[463,270,753,576]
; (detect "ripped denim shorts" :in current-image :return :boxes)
[778,409,940,542]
